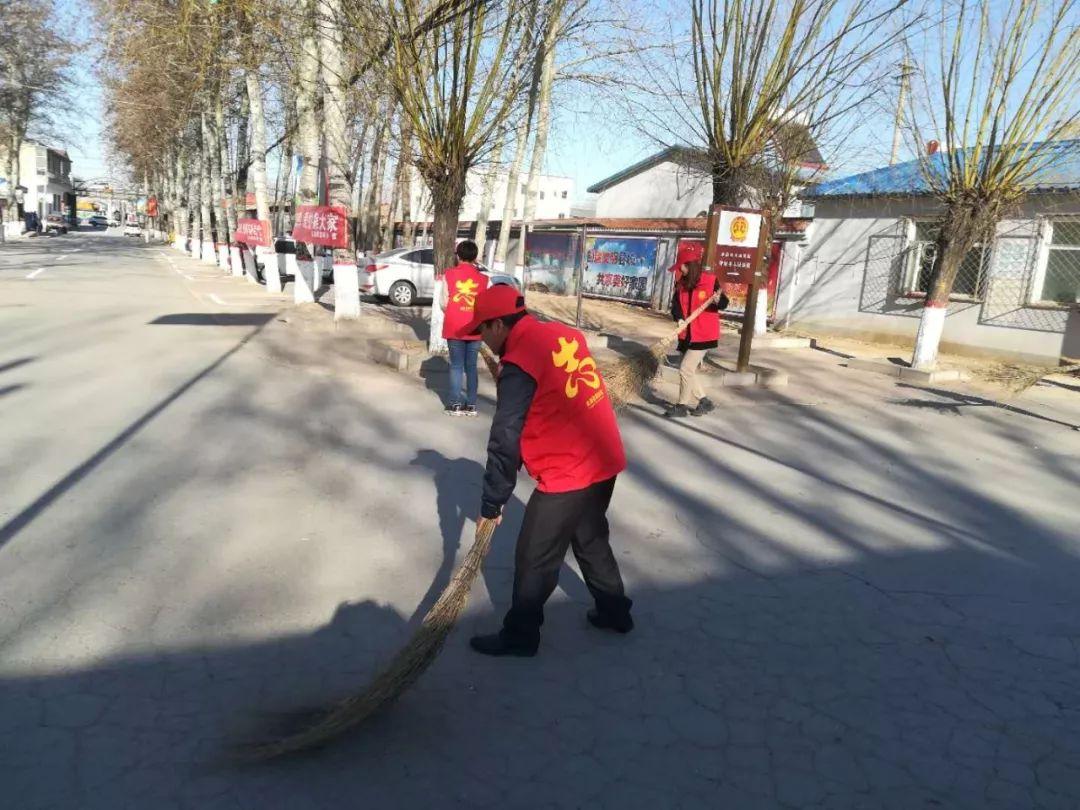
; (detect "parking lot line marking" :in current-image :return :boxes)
[26,268,45,279]
[209,294,227,306]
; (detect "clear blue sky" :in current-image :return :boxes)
[56,0,904,198]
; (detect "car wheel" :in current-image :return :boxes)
[388,280,417,307]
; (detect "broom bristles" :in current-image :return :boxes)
[241,300,719,759]
[481,294,719,408]
[239,520,497,760]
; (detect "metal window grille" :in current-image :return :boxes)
[905,220,988,299]
[1032,219,1080,306]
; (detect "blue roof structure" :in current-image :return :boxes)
[805,139,1080,199]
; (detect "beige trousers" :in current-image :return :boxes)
[677,349,707,406]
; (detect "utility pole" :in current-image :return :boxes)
[890,60,914,166]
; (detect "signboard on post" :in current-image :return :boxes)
[292,204,349,248]
[146,197,158,218]
[236,218,271,247]
[714,208,764,285]
[581,236,659,303]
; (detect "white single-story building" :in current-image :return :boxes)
[776,141,1080,364]
[585,142,825,220]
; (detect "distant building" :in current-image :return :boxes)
[586,141,825,219]
[407,168,574,223]
[19,141,74,221]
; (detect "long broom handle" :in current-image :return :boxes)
[478,290,726,380]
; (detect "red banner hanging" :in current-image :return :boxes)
[236,218,271,247]
[292,205,349,248]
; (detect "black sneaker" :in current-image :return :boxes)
[692,397,715,417]
[469,632,538,657]
[444,403,464,416]
[462,405,478,418]
[663,404,690,418]
[587,609,634,634]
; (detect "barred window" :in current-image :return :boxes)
[905,220,988,299]
[1032,220,1080,305]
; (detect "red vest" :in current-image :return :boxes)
[501,315,626,493]
[442,263,489,340]
[677,272,721,344]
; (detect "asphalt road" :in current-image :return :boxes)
[2,228,1080,809]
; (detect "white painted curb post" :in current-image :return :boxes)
[333,262,360,320]
[217,243,230,272]
[242,247,259,282]
[294,258,317,303]
[912,303,947,370]
[230,244,244,277]
[261,246,282,292]
[201,240,216,266]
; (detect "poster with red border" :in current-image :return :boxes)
[236,218,271,247]
[292,205,349,248]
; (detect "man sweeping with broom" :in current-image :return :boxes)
[466,284,633,657]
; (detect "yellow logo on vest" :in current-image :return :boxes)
[552,337,601,400]
[452,278,480,309]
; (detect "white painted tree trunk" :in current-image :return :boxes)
[318,0,360,320]
[173,147,189,250]
[246,71,281,293]
[494,113,531,271]
[218,92,242,277]
[754,285,768,335]
[293,2,322,305]
[142,173,151,243]
[474,128,506,263]
[209,99,230,271]
[912,303,947,370]
[199,114,216,265]
[189,139,202,258]
[515,37,557,284]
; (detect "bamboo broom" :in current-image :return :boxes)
[242,297,719,760]
[240,519,496,760]
[479,291,725,408]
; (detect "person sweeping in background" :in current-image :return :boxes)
[439,240,489,416]
[464,285,633,657]
[664,243,727,419]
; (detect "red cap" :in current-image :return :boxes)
[462,283,526,335]
[668,241,704,273]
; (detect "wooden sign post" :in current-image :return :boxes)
[704,204,769,372]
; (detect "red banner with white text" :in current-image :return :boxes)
[236,218,272,247]
[292,205,349,248]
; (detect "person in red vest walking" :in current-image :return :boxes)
[439,240,489,416]
[463,285,633,657]
[665,243,726,418]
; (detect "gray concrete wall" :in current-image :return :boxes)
[776,194,1080,362]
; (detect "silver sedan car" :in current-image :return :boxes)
[358,246,521,306]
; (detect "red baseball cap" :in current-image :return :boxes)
[668,241,704,273]
[462,283,527,335]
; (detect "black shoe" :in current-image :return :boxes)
[663,404,690,418]
[469,632,538,657]
[587,609,634,634]
[462,405,478,418]
[691,397,715,417]
[444,403,464,416]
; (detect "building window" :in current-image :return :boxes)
[905,220,988,300]
[540,191,545,200]
[561,191,567,199]
[1032,219,1080,305]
